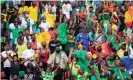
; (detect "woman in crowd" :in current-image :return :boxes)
[39,41,50,70]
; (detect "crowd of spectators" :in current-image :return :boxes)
[1,0,133,80]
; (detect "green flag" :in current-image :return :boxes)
[72,50,90,72]
[57,21,68,44]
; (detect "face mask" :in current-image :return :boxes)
[24,14,29,18]
[32,4,36,6]
[42,45,46,48]
[41,20,45,23]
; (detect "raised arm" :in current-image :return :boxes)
[40,1,45,11]
[68,48,74,63]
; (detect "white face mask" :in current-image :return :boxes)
[24,14,29,18]
[41,19,46,23]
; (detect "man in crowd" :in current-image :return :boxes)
[21,42,35,67]
[47,45,68,80]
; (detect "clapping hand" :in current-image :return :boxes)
[4,46,9,56]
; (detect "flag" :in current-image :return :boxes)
[57,21,68,44]
[125,11,133,28]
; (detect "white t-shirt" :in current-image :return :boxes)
[22,49,35,66]
[9,23,21,39]
[21,18,34,34]
[39,22,50,32]
[62,3,72,19]
[1,50,13,68]
[23,36,32,45]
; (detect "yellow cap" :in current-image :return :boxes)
[92,54,97,59]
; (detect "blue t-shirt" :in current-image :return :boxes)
[77,33,90,48]
[121,56,132,72]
